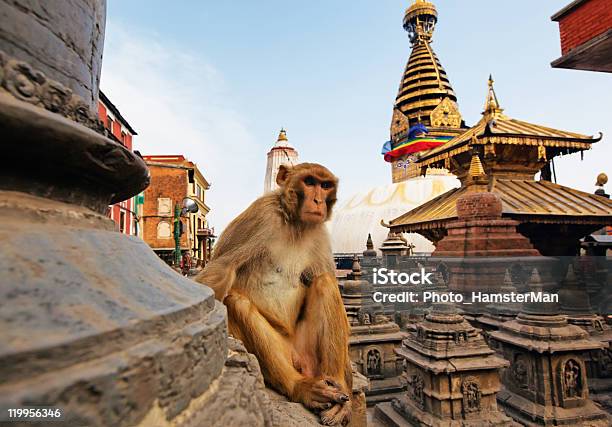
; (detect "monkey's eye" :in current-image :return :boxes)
[304,176,316,186]
[321,181,333,190]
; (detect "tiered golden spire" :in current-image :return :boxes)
[392,0,462,135]
[277,128,288,142]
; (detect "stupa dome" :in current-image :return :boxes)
[328,174,459,254]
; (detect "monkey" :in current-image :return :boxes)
[195,163,352,426]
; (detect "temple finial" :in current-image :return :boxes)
[277,128,288,142]
[468,153,485,179]
[483,74,503,118]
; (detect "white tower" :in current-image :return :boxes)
[264,129,299,193]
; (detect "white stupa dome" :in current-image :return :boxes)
[328,174,459,255]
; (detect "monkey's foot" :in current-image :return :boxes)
[320,401,351,426]
[293,377,349,410]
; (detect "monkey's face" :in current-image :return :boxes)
[276,163,338,226]
[298,173,336,224]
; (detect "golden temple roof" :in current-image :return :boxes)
[388,179,612,232]
[417,76,600,167]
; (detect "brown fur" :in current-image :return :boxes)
[195,163,352,425]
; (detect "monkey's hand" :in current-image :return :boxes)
[321,401,352,426]
[292,377,349,411]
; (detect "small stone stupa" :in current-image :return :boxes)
[375,303,514,426]
[479,269,522,334]
[361,234,381,285]
[341,257,406,405]
[490,269,609,426]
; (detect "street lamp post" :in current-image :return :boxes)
[173,197,199,267]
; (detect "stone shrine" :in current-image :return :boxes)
[375,303,514,426]
[341,257,406,405]
[559,264,612,412]
[489,269,609,426]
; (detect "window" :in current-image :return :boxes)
[107,116,114,132]
[157,198,172,216]
[157,221,172,239]
[121,131,126,146]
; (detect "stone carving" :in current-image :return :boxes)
[0,51,104,133]
[367,349,382,376]
[461,377,481,413]
[563,359,582,398]
[455,331,468,343]
[512,354,530,389]
[362,312,371,325]
[408,374,425,409]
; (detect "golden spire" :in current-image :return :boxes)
[277,128,288,142]
[468,153,485,179]
[404,0,438,44]
[483,74,504,118]
[393,0,461,132]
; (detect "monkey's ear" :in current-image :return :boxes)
[276,164,291,187]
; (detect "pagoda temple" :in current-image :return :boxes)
[386,75,612,256]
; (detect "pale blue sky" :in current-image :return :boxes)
[101,1,612,231]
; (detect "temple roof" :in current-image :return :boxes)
[418,76,600,168]
[389,179,612,232]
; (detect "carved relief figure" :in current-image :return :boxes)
[366,349,382,376]
[409,374,425,408]
[362,312,371,325]
[563,359,582,398]
[513,354,530,389]
[462,377,481,413]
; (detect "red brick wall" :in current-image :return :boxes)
[142,164,190,250]
[557,0,612,54]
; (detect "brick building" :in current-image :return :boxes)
[98,91,142,235]
[551,0,612,72]
[141,155,213,267]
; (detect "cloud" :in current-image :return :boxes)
[100,21,263,233]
